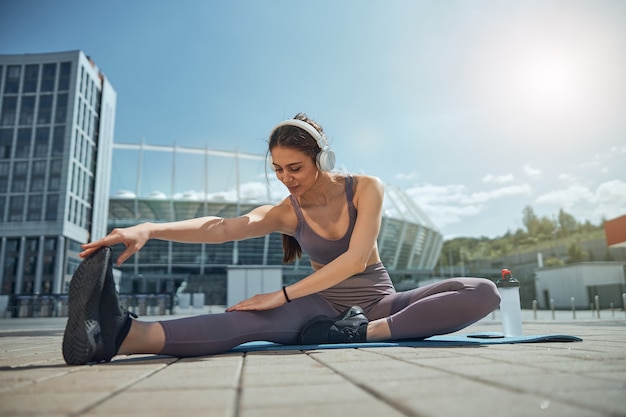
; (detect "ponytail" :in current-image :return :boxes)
[282,234,302,264]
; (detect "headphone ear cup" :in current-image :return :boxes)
[317,150,335,171]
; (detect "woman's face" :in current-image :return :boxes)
[270,145,319,196]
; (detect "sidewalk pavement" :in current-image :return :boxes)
[1,312,625,417]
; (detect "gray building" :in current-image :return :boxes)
[535,262,626,309]
[0,50,116,296]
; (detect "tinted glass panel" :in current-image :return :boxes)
[55,93,68,123]
[4,65,21,94]
[1,97,17,126]
[15,128,32,158]
[19,96,35,125]
[37,95,53,124]
[58,62,71,91]
[41,63,56,92]
[23,64,39,93]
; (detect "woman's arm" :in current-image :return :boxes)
[81,203,294,266]
[228,175,384,311]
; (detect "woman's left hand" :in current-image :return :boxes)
[226,290,286,312]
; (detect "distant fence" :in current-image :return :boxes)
[529,293,626,320]
[0,293,175,318]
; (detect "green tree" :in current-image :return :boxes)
[557,208,578,237]
[522,206,539,236]
[566,241,585,263]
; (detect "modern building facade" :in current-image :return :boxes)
[0,50,116,296]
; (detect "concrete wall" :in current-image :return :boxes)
[535,262,626,309]
[227,266,283,306]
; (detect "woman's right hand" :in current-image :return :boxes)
[80,223,153,266]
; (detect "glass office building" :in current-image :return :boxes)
[0,51,116,296]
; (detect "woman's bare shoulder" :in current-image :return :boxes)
[351,174,384,193]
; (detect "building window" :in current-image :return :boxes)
[8,195,24,221]
[10,178,25,193]
[22,64,39,93]
[27,194,43,221]
[19,96,36,125]
[2,253,18,294]
[37,94,53,124]
[0,195,5,222]
[1,96,17,126]
[74,131,81,160]
[41,63,56,92]
[52,126,65,155]
[55,93,68,123]
[15,128,32,158]
[13,160,28,176]
[0,128,13,158]
[0,160,9,176]
[34,127,49,157]
[48,159,61,191]
[32,159,46,175]
[58,62,71,91]
[30,176,44,192]
[31,160,46,192]
[3,65,21,94]
[45,193,58,221]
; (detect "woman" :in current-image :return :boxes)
[62,113,500,365]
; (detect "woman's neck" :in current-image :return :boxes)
[298,172,343,207]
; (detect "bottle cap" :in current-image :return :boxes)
[496,268,520,287]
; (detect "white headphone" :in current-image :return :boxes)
[268,119,336,172]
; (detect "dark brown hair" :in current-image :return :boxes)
[268,113,325,263]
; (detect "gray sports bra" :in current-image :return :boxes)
[290,176,357,265]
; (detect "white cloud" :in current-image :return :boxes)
[558,173,577,183]
[404,182,533,228]
[395,171,419,181]
[592,180,626,221]
[172,180,285,203]
[523,163,542,179]
[535,184,595,210]
[536,179,626,223]
[482,173,515,184]
[578,146,626,169]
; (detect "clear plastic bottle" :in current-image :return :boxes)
[496,268,523,337]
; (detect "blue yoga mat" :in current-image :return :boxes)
[229,332,582,353]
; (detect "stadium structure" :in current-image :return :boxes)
[107,142,444,303]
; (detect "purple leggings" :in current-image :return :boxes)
[159,266,500,357]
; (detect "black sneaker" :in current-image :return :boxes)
[91,247,136,363]
[299,306,369,344]
[62,247,109,365]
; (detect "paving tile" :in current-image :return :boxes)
[0,317,624,417]
[0,391,110,416]
[402,389,609,417]
[239,401,408,417]
[552,387,626,416]
[130,363,241,390]
[85,388,236,415]
[240,382,372,408]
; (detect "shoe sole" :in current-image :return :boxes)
[62,248,110,365]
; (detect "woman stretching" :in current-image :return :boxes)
[62,113,500,365]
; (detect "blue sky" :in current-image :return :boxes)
[2,0,625,238]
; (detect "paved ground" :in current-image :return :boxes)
[1,311,625,417]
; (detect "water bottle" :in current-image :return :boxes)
[496,268,523,337]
